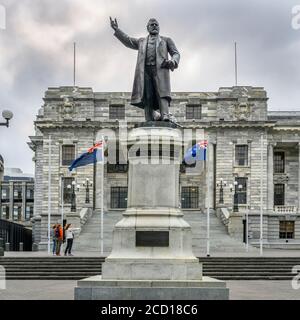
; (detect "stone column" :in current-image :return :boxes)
[267,143,274,212]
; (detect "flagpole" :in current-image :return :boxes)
[47,135,52,255]
[260,134,264,256]
[73,42,76,87]
[234,41,238,86]
[246,175,250,252]
[206,139,210,257]
[100,136,104,255]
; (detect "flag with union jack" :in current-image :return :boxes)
[69,141,105,171]
[183,140,208,165]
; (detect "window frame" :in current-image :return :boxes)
[110,187,128,209]
[61,144,76,167]
[274,151,285,174]
[279,221,294,239]
[62,177,74,205]
[235,177,247,205]
[109,104,125,120]
[235,144,249,167]
[181,186,199,209]
[274,183,285,206]
[1,205,9,220]
[25,205,34,221]
[185,104,202,120]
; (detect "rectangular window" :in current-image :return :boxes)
[13,185,22,201]
[274,184,285,206]
[274,152,285,174]
[181,187,199,209]
[62,145,75,166]
[1,205,9,220]
[279,221,294,239]
[186,105,202,120]
[25,206,34,221]
[63,177,74,204]
[1,185,9,201]
[234,177,247,205]
[235,145,248,166]
[111,187,128,209]
[13,206,22,221]
[26,186,34,200]
[109,105,125,120]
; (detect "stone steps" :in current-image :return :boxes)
[0,257,299,280]
[75,210,259,254]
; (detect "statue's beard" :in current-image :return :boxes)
[148,29,159,35]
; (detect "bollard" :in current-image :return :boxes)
[0,247,3,256]
[32,243,39,252]
[5,243,10,252]
[19,242,24,252]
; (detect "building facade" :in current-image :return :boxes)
[0,168,34,227]
[29,86,300,250]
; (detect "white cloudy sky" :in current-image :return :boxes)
[0,0,300,174]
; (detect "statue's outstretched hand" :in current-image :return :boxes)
[110,17,118,31]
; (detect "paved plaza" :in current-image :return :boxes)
[0,280,300,300]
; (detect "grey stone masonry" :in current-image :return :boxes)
[28,86,300,250]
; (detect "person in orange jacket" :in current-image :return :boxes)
[55,224,63,256]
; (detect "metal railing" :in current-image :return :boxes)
[0,219,32,251]
[274,206,298,213]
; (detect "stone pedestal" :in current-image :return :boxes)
[75,124,228,300]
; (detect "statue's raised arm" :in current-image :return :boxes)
[109,17,139,50]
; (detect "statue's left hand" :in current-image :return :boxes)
[161,59,176,71]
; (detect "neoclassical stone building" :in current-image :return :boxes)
[28,86,300,250]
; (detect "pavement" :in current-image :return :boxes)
[1,280,300,300]
[4,247,300,257]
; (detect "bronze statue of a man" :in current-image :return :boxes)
[110,17,180,122]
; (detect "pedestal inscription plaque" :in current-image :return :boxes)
[136,231,169,247]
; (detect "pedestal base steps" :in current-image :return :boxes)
[75,276,229,300]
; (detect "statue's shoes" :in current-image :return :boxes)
[162,115,170,121]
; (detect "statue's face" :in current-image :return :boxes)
[147,19,160,35]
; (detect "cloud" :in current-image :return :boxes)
[0,0,300,173]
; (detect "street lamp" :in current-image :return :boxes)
[230,181,243,212]
[0,110,13,127]
[83,178,92,204]
[216,178,227,204]
[67,181,80,212]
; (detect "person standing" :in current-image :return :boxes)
[55,224,63,256]
[64,224,80,256]
[51,224,57,256]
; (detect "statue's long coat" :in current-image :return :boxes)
[114,28,180,109]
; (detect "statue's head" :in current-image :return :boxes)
[147,18,159,35]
